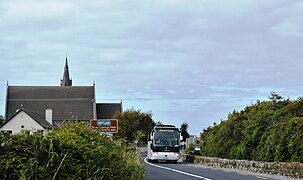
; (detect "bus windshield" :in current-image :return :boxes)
[153,129,179,147]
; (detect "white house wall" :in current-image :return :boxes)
[0,111,44,134]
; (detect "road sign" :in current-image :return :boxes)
[91,119,118,133]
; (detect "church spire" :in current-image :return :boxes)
[61,57,72,86]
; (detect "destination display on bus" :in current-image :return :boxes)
[159,129,174,132]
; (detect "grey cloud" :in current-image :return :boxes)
[1,0,303,135]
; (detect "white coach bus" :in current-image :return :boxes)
[147,125,182,164]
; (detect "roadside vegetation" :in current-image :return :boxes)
[0,123,144,179]
[0,115,4,126]
[113,108,156,145]
[180,122,190,142]
[200,92,303,163]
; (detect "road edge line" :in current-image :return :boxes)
[144,157,212,180]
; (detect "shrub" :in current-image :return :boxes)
[185,144,195,154]
[0,123,144,179]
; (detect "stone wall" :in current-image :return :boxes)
[188,156,303,179]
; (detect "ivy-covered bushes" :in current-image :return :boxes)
[200,93,303,163]
[0,123,144,179]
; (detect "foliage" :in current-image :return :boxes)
[134,130,146,144]
[0,123,144,179]
[200,93,303,163]
[268,91,284,103]
[185,143,195,154]
[0,115,4,126]
[180,122,190,142]
[113,108,156,144]
[155,121,163,126]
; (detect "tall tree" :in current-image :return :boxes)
[113,108,156,144]
[180,122,190,142]
[269,91,283,103]
[0,115,4,126]
[155,121,163,126]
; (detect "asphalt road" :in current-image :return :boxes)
[140,148,277,180]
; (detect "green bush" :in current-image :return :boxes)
[185,144,195,154]
[200,94,303,163]
[0,123,144,179]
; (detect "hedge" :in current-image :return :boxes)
[0,123,144,179]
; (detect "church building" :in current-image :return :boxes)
[1,58,122,134]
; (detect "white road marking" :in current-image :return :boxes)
[256,176,268,180]
[223,169,232,172]
[237,172,248,176]
[144,157,212,180]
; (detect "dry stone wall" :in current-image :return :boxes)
[190,156,303,179]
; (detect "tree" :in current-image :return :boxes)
[199,93,303,162]
[155,121,163,126]
[180,122,190,142]
[113,108,156,144]
[269,91,283,103]
[0,115,4,126]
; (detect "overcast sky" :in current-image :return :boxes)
[1,0,303,135]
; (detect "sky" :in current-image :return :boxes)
[1,0,303,135]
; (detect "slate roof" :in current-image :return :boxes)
[0,109,53,129]
[96,103,122,119]
[5,86,95,123]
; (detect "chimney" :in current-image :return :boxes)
[46,109,53,125]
